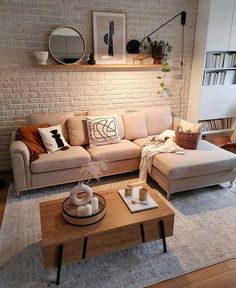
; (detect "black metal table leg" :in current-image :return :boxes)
[56,244,64,285]
[82,237,88,259]
[140,223,146,243]
[160,220,167,253]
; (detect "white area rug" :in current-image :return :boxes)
[0,173,236,288]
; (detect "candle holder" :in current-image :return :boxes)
[62,192,106,226]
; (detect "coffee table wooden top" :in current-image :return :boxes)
[40,184,174,247]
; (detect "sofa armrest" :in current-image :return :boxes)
[10,134,31,194]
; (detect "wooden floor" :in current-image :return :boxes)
[149,259,236,288]
[0,173,11,225]
[0,173,235,288]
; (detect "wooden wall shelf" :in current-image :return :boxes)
[36,64,163,70]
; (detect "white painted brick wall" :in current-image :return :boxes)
[0,0,198,170]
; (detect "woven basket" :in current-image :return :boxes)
[175,125,200,150]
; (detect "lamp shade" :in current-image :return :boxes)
[126,39,141,54]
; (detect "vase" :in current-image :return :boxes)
[34,51,49,65]
[151,46,164,64]
[69,182,93,206]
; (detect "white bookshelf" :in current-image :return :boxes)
[187,0,236,138]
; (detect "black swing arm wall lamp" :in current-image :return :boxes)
[126,11,187,54]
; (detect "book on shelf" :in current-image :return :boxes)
[215,54,221,68]
[205,53,211,68]
[224,70,236,85]
[219,53,225,68]
[216,72,222,85]
[214,72,219,85]
[211,54,218,68]
[219,71,226,85]
[228,53,236,67]
[223,53,229,68]
[203,72,211,85]
[209,72,215,85]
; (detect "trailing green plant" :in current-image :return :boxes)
[156,63,171,95]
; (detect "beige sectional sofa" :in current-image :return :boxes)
[10,105,236,198]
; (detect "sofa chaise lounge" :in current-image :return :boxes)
[10,105,236,199]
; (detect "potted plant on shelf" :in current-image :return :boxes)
[144,39,172,64]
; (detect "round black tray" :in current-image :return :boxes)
[62,192,106,226]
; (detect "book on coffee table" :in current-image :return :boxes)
[118,186,158,213]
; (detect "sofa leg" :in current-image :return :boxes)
[166,193,171,200]
[229,180,234,188]
[10,183,20,197]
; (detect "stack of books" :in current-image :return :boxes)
[205,52,236,68]
[203,70,235,85]
[199,118,233,131]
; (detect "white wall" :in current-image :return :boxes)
[0,0,198,170]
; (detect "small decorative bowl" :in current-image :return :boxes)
[62,192,106,226]
[34,51,48,65]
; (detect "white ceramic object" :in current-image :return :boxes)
[34,51,48,65]
[69,182,93,206]
[91,196,99,213]
[84,204,92,216]
[77,206,85,216]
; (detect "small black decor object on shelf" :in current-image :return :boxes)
[87,54,96,65]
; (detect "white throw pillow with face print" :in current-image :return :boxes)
[38,125,70,153]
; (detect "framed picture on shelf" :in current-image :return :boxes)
[92,11,127,64]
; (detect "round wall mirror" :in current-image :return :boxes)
[49,26,86,64]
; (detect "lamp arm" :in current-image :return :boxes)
[140,11,186,45]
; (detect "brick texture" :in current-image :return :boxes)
[0,0,198,170]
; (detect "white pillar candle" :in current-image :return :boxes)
[77,206,85,217]
[84,204,92,216]
[91,197,99,213]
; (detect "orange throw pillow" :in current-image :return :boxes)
[16,124,49,161]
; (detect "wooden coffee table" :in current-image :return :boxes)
[39,184,175,285]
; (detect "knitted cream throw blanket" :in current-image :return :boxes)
[139,130,184,183]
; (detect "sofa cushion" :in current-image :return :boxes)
[67,116,89,146]
[152,140,236,180]
[27,112,74,142]
[122,112,148,140]
[30,146,91,174]
[137,105,172,135]
[173,117,202,132]
[87,139,141,162]
[86,115,121,147]
[16,124,49,161]
[87,109,125,139]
